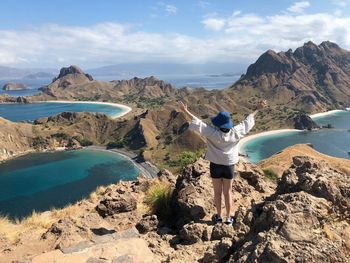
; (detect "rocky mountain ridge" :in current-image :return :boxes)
[234,41,350,112]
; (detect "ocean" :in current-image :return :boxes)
[0,78,51,97]
[0,149,140,219]
[241,111,350,163]
[0,102,124,122]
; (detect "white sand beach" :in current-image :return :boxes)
[238,129,302,153]
[34,100,132,118]
[309,109,345,119]
[238,108,350,159]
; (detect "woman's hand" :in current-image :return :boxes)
[256,100,268,110]
[178,101,188,112]
[178,101,197,119]
[252,100,268,117]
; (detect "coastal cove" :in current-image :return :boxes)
[0,148,140,219]
[0,100,131,122]
[240,110,350,163]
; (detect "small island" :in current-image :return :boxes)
[2,82,28,91]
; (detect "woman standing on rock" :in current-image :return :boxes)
[179,100,267,225]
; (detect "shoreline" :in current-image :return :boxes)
[86,145,159,178]
[32,100,132,119]
[238,129,302,155]
[0,145,159,178]
[238,108,350,161]
[309,109,346,119]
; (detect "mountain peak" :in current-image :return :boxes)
[53,65,93,82]
[244,49,294,77]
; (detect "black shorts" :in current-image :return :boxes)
[209,162,235,179]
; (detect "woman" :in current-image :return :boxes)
[179,100,267,225]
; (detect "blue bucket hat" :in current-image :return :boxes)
[211,111,234,129]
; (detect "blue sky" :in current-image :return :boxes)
[0,0,349,68]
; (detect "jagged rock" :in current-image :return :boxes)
[214,238,233,260]
[96,193,137,217]
[277,156,350,215]
[236,163,271,193]
[179,222,209,244]
[136,215,159,234]
[41,217,90,250]
[293,113,319,130]
[52,65,93,82]
[211,224,236,240]
[16,96,28,103]
[172,158,213,225]
[228,156,350,262]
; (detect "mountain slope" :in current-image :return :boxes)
[231,41,350,112]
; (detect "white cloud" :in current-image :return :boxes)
[165,4,177,14]
[202,17,226,31]
[2,9,350,67]
[198,1,211,8]
[287,1,310,13]
[232,10,241,17]
[331,0,347,7]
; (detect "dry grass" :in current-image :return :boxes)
[144,181,173,219]
[0,185,111,246]
[20,210,55,229]
[51,204,81,219]
[0,203,82,244]
[89,185,107,202]
[0,216,22,244]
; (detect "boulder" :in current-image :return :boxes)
[96,192,137,217]
[277,156,350,214]
[227,156,350,262]
[179,222,209,244]
[136,215,159,234]
[211,223,236,240]
[293,113,319,130]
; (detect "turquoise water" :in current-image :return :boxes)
[242,111,350,163]
[0,149,139,219]
[0,102,123,122]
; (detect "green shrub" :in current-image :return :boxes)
[144,182,172,219]
[164,135,173,145]
[72,135,93,146]
[32,136,47,148]
[51,132,69,140]
[107,138,124,149]
[263,169,279,182]
[167,148,205,169]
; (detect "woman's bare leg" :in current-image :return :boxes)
[222,178,233,219]
[212,178,223,216]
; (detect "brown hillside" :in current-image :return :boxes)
[258,143,350,176]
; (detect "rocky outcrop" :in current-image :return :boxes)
[52,65,93,82]
[1,153,349,262]
[227,156,350,262]
[277,156,349,215]
[2,82,27,90]
[293,113,319,129]
[96,189,137,217]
